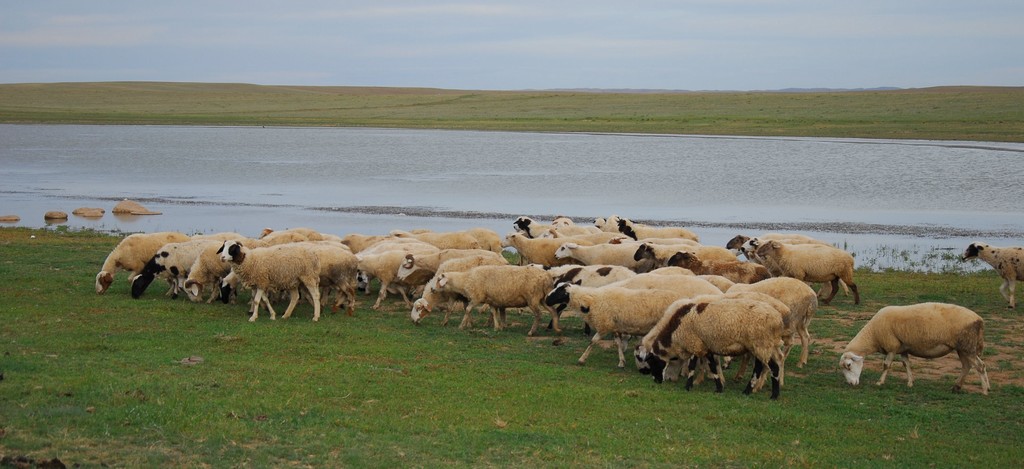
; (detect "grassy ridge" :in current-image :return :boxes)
[1,82,1023,141]
[1,227,1023,467]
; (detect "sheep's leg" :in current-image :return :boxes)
[706,355,724,393]
[768,358,781,400]
[849,282,861,305]
[821,279,840,305]
[372,281,389,310]
[491,307,505,331]
[798,326,811,368]
[960,353,990,395]
[249,289,265,322]
[876,352,897,385]
[577,332,602,365]
[304,280,322,321]
[732,353,750,381]
[899,353,914,387]
[459,303,477,330]
[281,289,301,319]
[684,356,700,391]
[744,359,766,395]
[1001,278,1016,308]
[613,333,627,369]
[545,304,563,335]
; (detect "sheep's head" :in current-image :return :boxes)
[634,345,668,383]
[633,243,654,262]
[95,271,114,294]
[839,352,864,386]
[617,218,638,240]
[513,216,534,237]
[667,251,699,269]
[411,298,431,324]
[553,243,578,260]
[962,242,986,261]
[544,281,576,308]
[184,279,203,302]
[755,240,783,258]
[217,240,245,263]
[725,235,750,252]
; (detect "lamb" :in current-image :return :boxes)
[218,240,322,322]
[634,296,786,399]
[390,229,482,250]
[962,242,1024,309]
[410,254,510,326]
[727,278,818,367]
[433,265,558,335]
[131,238,224,299]
[666,251,771,284]
[502,233,578,267]
[554,242,643,270]
[544,283,689,368]
[95,231,191,294]
[839,302,990,395]
[754,240,860,305]
[617,218,699,242]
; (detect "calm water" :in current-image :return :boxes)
[2,124,1023,271]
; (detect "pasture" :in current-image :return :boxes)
[1,227,1022,467]
[1,82,1023,142]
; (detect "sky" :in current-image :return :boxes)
[1,1,1022,91]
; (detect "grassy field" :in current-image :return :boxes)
[1,227,1022,467]
[1,82,1023,142]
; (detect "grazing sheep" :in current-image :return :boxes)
[697,275,736,293]
[754,240,860,305]
[218,240,322,322]
[617,218,699,242]
[95,231,190,294]
[839,302,990,395]
[962,242,1024,309]
[410,255,510,326]
[538,264,638,334]
[185,241,243,303]
[544,283,689,368]
[554,242,643,270]
[727,278,818,368]
[502,233,578,267]
[666,251,771,284]
[132,238,224,299]
[434,265,558,335]
[634,296,785,399]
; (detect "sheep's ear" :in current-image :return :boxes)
[573,279,582,285]
[849,353,863,362]
[186,281,201,298]
[437,275,448,288]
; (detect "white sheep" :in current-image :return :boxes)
[397,248,505,287]
[390,229,482,250]
[725,233,827,258]
[962,242,1024,309]
[593,215,622,232]
[258,226,325,241]
[554,242,643,270]
[608,272,725,296]
[754,240,861,305]
[184,241,241,303]
[538,229,630,244]
[410,255,510,326]
[95,231,191,294]
[218,240,322,322]
[544,283,690,368]
[433,264,558,335]
[634,296,786,399]
[502,233,578,267]
[666,251,771,284]
[727,278,818,368]
[463,227,504,254]
[132,238,224,299]
[617,218,699,242]
[304,242,360,316]
[358,245,438,310]
[537,264,638,334]
[839,302,990,395]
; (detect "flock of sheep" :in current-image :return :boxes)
[93,215,1024,399]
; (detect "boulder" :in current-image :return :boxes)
[72,207,105,218]
[112,199,161,216]
[0,215,20,223]
[44,211,68,220]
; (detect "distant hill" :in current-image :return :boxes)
[538,87,903,93]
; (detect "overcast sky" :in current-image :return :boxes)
[2,1,1022,90]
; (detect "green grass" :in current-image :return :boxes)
[1,82,1023,141]
[1,227,1022,467]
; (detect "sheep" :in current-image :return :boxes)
[218,240,321,322]
[390,229,482,250]
[727,278,818,368]
[593,215,622,232]
[754,240,860,305]
[538,229,630,244]
[698,275,736,293]
[632,242,737,272]
[340,233,394,253]
[397,248,505,287]
[184,242,240,303]
[617,218,699,242]
[502,233,578,267]
[609,273,724,297]
[962,242,1024,309]
[725,233,826,258]
[463,227,504,254]
[410,254,510,326]
[839,302,990,395]
[544,283,689,368]
[358,246,438,310]
[131,238,224,299]
[433,265,558,335]
[666,251,771,284]
[303,242,360,316]
[554,242,643,270]
[191,231,249,242]
[258,227,324,241]
[634,296,786,399]
[537,264,639,334]
[512,216,557,239]
[95,231,191,294]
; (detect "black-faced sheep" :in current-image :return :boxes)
[512,216,555,239]
[218,240,322,322]
[839,302,990,395]
[96,231,191,294]
[634,296,785,399]
[433,265,558,335]
[132,238,224,299]
[544,283,689,368]
[666,251,770,285]
[962,242,1024,309]
[754,240,860,305]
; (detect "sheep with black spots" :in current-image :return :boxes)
[634,296,785,399]
[554,242,644,270]
[132,238,224,299]
[839,302,990,395]
[632,242,737,272]
[218,240,322,322]
[96,231,191,294]
[962,242,1024,309]
[433,265,558,335]
[410,255,510,326]
[537,264,638,334]
[544,283,689,368]
[754,240,860,305]
[667,251,770,284]
[512,216,556,239]
[617,218,699,242]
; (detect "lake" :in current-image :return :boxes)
[2,124,1022,271]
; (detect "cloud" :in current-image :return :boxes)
[0,14,163,47]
